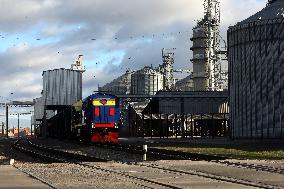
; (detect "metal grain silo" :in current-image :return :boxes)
[42,68,82,106]
[131,66,163,95]
[175,75,194,91]
[99,70,134,95]
[228,0,284,139]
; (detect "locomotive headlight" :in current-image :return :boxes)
[114,123,118,128]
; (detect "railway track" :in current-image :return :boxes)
[12,139,182,189]
[95,142,284,175]
[138,164,281,189]
[14,139,283,189]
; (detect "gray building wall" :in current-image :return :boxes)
[33,97,54,122]
[158,91,228,114]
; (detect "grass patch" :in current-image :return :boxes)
[156,147,284,160]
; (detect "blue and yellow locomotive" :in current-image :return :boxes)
[82,93,120,143]
[46,93,120,143]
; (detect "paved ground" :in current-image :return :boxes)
[0,165,51,189]
[0,138,51,189]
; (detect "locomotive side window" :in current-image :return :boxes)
[109,107,115,116]
[94,107,100,116]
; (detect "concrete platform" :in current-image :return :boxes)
[0,165,51,189]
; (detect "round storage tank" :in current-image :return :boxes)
[131,66,163,95]
[100,70,134,95]
[228,0,284,139]
[42,68,82,106]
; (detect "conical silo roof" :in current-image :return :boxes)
[239,0,284,24]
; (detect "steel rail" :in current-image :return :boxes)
[14,139,182,189]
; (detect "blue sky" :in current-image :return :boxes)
[0,0,267,127]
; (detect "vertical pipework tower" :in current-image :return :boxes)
[162,48,175,91]
[191,0,221,91]
[71,55,86,73]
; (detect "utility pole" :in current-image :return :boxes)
[1,122,4,137]
[30,111,34,137]
[5,104,8,138]
[17,113,20,138]
[30,124,32,136]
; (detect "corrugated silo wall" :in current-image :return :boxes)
[42,69,82,106]
[228,19,284,139]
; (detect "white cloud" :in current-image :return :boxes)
[0,0,267,101]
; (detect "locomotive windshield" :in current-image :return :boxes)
[93,98,116,106]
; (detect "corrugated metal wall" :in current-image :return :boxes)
[228,19,284,139]
[42,68,82,106]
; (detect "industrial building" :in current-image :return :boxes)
[228,0,284,139]
[33,56,85,136]
[30,0,230,139]
[126,91,229,138]
[102,0,228,138]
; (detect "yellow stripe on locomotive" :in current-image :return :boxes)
[92,98,115,106]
